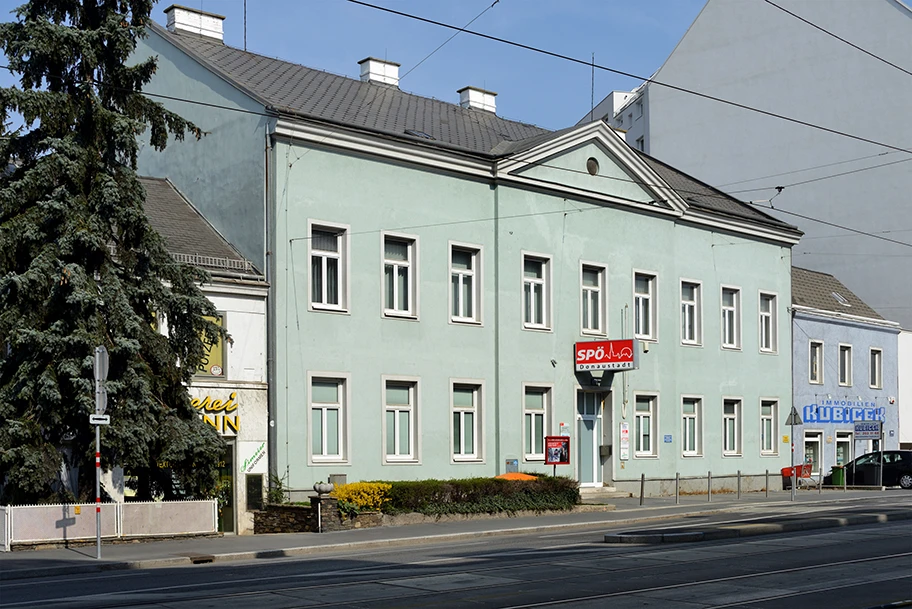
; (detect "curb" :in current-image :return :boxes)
[604,510,912,544]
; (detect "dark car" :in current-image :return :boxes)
[823,450,912,488]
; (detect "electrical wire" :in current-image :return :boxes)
[763,0,912,78]
[715,151,905,188]
[345,0,912,156]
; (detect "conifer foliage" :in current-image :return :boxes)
[0,0,225,503]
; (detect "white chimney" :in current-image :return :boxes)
[458,86,497,113]
[163,4,225,41]
[358,57,400,87]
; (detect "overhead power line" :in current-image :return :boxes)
[346,0,912,156]
[763,0,912,78]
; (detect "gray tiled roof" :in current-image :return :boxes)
[141,176,260,275]
[149,21,549,156]
[792,266,883,320]
[634,150,798,230]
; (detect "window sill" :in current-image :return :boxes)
[311,305,349,315]
[453,457,484,464]
[635,336,657,343]
[451,317,482,326]
[682,453,703,458]
[384,458,420,465]
[721,345,742,352]
[681,341,703,348]
[760,452,779,457]
[581,329,607,338]
[311,459,350,466]
[383,311,419,321]
[523,456,545,462]
[523,325,552,333]
[759,349,779,355]
[722,453,743,458]
[634,454,659,459]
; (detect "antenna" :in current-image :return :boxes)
[590,52,595,122]
[244,0,247,51]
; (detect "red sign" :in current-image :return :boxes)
[575,339,638,372]
[545,436,570,465]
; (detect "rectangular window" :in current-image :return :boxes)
[835,431,853,466]
[523,254,551,329]
[451,245,480,323]
[759,292,777,352]
[723,399,742,456]
[721,287,741,349]
[383,235,416,317]
[869,348,882,389]
[680,280,701,345]
[581,264,607,335]
[452,383,481,460]
[634,272,657,340]
[523,386,550,460]
[635,395,657,457]
[682,397,702,456]
[809,340,824,384]
[310,377,345,461]
[245,474,263,511]
[310,222,348,310]
[196,314,226,378]
[839,344,853,386]
[635,136,644,151]
[384,380,417,462]
[760,400,777,455]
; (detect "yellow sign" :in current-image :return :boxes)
[192,391,239,436]
[782,435,789,443]
[196,315,225,377]
[74,506,81,515]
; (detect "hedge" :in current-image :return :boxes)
[378,476,580,516]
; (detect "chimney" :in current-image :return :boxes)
[358,57,400,87]
[458,86,497,113]
[163,4,225,42]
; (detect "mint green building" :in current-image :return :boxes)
[137,6,802,496]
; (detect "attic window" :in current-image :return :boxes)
[405,129,434,140]
[832,292,851,307]
[586,157,599,176]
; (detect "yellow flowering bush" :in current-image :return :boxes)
[331,482,392,512]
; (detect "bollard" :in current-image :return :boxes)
[737,470,741,500]
[675,472,680,505]
[708,471,712,502]
[791,471,797,501]
[765,469,769,498]
[639,473,645,506]
[843,467,847,492]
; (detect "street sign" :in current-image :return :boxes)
[94,346,108,415]
[785,406,802,426]
[89,414,110,425]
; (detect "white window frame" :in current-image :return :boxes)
[835,431,854,466]
[838,343,853,387]
[722,398,742,457]
[680,279,702,346]
[522,252,552,331]
[306,372,351,465]
[580,262,608,336]
[634,392,658,458]
[758,291,778,353]
[869,348,882,389]
[633,270,658,341]
[307,219,349,312]
[809,340,824,384]
[451,379,484,462]
[381,232,418,319]
[522,383,552,461]
[720,285,742,350]
[760,399,778,456]
[449,242,482,325]
[681,395,703,457]
[382,376,420,464]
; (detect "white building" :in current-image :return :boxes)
[586,0,912,330]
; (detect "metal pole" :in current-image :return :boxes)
[819,443,823,494]
[317,496,322,533]
[765,469,769,497]
[737,470,741,500]
[707,471,712,502]
[790,421,796,502]
[95,423,101,560]
[639,473,645,506]
[675,472,679,505]
[878,426,884,488]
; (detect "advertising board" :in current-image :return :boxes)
[544,436,570,465]
[575,339,638,372]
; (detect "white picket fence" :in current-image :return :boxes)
[0,500,217,551]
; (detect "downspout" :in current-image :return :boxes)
[265,124,279,488]
[493,161,501,474]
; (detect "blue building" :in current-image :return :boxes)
[791,267,901,479]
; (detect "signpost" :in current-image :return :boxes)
[855,421,885,486]
[785,406,802,501]
[544,436,570,476]
[93,346,108,560]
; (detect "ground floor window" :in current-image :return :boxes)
[384,379,418,462]
[635,394,657,457]
[452,383,481,460]
[804,430,822,476]
[835,431,853,466]
[523,385,550,460]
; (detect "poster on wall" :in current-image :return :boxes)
[239,441,268,474]
[619,422,630,460]
[544,436,570,465]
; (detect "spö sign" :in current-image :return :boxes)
[575,339,639,372]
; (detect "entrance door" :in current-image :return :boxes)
[804,431,822,477]
[577,391,603,487]
[835,432,853,466]
[218,443,235,533]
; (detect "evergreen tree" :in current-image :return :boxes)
[0,0,226,503]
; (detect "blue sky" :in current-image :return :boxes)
[1,0,705,131]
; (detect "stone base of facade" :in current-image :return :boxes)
[253,497,382,534]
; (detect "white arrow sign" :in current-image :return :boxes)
[94,346,108,415]
[89,414,110,425]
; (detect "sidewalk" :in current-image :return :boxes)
[2,489,909,581]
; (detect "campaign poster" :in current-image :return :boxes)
[545,436,570,465]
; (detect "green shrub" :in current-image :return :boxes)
[379,476,579,516]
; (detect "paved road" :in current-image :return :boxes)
[2,495,910,608]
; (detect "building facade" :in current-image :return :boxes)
[136,6,802,496]
[791,267,901,479]
[587,0,912,330]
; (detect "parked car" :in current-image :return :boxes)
[823,451,912,488]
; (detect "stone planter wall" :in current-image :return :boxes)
[252,498,382,534]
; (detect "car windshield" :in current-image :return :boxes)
[853,452,880,466]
